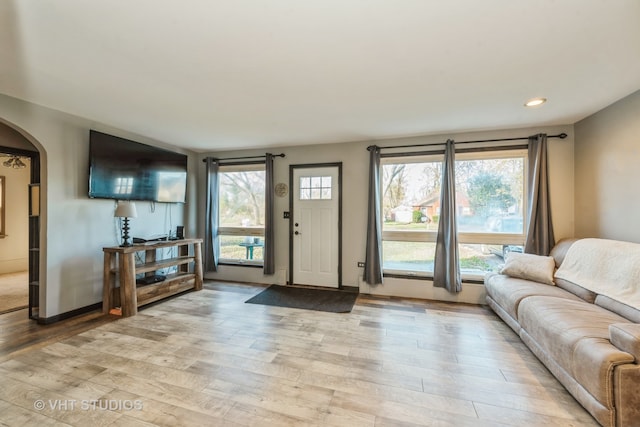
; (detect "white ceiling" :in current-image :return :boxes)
[1,1,639,152]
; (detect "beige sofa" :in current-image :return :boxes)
[485,238,640,427]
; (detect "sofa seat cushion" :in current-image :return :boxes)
[518,296,635,406]
[485,274,582,321]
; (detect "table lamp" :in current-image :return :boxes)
[114,201,137,246]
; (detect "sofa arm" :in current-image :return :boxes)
[610,323,640,360]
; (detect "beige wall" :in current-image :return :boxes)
[201,124,574,304]
[0,94,198,319]
[574,90,640,242]
[0,122,37,150]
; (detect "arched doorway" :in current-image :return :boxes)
[0,121,42,320]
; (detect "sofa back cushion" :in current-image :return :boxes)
[596,295,640,323]
[555,277,598,303]
[555,238,640,312]
[549,237,579,268]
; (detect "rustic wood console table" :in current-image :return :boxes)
[103,238,203,317]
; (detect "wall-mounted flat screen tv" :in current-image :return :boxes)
[88,130,187,203]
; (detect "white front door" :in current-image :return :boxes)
[292,166,340,288]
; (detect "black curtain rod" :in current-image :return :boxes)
[202,153,285,162]
[368,133,568,151]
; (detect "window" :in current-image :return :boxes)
[299,175,332,200]
[381,149,526,279]
[218,164,265,264]
[381,155,441,276]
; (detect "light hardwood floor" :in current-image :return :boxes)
[0,281,598,426]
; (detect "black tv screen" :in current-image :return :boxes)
[88,130,187,203]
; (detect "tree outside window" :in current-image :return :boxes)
[218,165,265,263]
[381,150,526,278]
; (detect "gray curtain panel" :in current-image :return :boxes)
[204,157,219,272]
[525,134,555,255]
[433,139,462,293]
[364,145,384,285]
[263,153,275,275]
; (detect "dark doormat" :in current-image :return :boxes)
[245,285,358,313]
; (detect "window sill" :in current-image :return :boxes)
[382,271,488,284]
[384,272,433,281]
[219,261,264,269]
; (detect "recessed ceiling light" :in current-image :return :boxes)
[524,97,547,107]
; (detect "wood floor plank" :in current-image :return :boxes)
[0,281,600,426]
[0,376,123,426]
[273,353,424,392]
[0,309,118,363]
[473,401,597,426]
[0,398,71,427]
[330,390,499,427]
[250,338,381,370]
[321,405,376,427]
[3,347,108,381]
[224,402,320,427]
[87,368,236,419]
[100,388,242,427]
[0,361,113,401]
[298,370,478,418]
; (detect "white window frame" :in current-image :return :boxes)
[218,163,266,266]
[381,148,528,280]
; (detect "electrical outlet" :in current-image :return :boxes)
[357,262,365,267]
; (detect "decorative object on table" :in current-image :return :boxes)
[114,201,137,247]
[275,182,288,197]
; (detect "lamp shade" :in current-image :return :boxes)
[114,201,138,218]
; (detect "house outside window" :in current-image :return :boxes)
[218,163,265,265]
[381,149,526,280]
